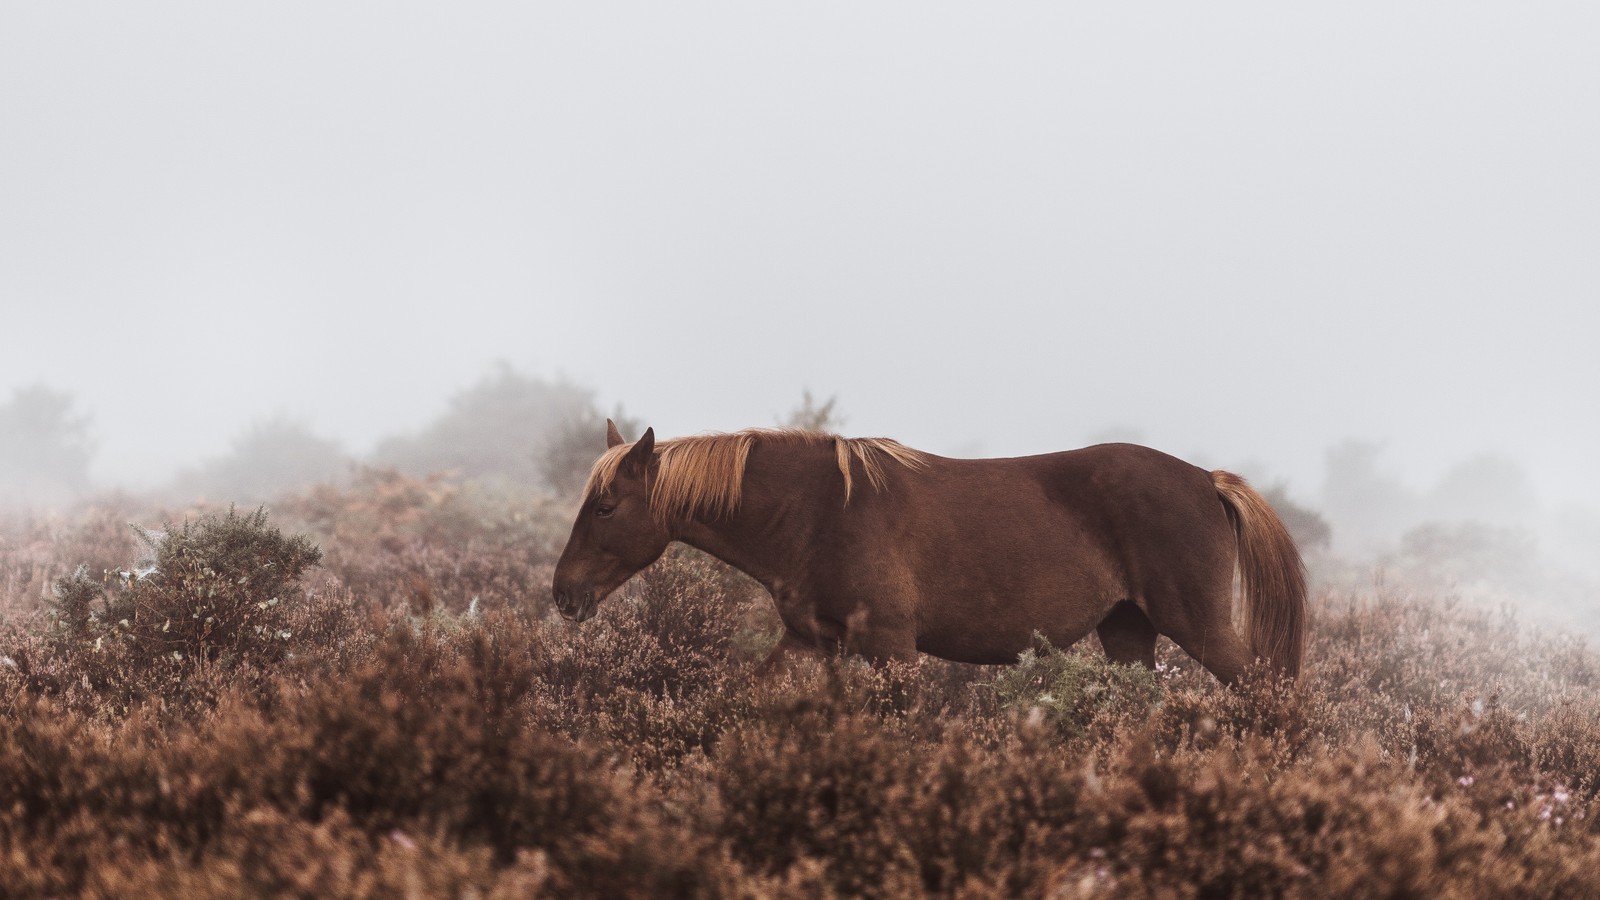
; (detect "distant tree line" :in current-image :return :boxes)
[0,370,1559,603]
[0,366,649,508]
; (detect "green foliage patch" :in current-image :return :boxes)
[987,634,1163,737]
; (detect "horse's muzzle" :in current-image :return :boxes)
[554,587,598,623]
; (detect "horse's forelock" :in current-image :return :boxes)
[581,443,633,502]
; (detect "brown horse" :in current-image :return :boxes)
[553,420,1306,681]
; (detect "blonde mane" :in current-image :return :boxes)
[583,428,928,522]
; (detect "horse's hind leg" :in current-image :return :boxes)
[1096,600,1158,668]
[1147,600,1252,685]
[1142,573,1253,685]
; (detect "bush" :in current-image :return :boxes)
[22,507,327,715]
[987,635,1162,738]
[96,507,321,666]
[46,564,99,640]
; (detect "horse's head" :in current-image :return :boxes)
[552,420,670,622]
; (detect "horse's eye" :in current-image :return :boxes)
[595,503,617,518]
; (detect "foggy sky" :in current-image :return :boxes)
[3,3,1597,512]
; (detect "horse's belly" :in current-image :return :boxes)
[914,589,1114,665]
[916,627,1035,665]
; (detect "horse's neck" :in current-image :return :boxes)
[670,443,832,589]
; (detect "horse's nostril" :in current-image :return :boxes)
[554,587,590,620]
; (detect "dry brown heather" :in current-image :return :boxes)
[2,475,1599,898]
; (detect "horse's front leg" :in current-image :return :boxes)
[761,598,918,671]
[756,630,822,675]
[840,598,919,664]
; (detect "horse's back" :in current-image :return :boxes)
[1031,443,1226,533]
[882,443,1235,662]
[908,442,1220,531]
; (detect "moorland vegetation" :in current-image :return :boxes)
[0,377,1597,897]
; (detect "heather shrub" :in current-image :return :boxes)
[80,808,563,899]
[1528,695,1600,798]
[1147,664,1346,767]
[0,502,140,618]
[6,487,1600,897]
[713,711,928,897]
[0,625,723,898]
[1309,591,1540,711]
[281,468,565,613]
[209,630,644,866]
[527,548,768,767]
[1081,737,1511,898]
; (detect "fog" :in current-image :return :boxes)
[3,5,1596,615]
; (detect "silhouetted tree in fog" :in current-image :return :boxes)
[783,389,844,432]
[540,407,643,498]
[373,364,604,489]
[1426,454,1538,527]
[168,416,350,503]
[1260,484,1332,553]
[0,385,93,506]
[1320,440,1421,553]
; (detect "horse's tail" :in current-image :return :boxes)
[1211,471,1307,678]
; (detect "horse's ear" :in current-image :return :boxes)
[619,427,655,478]
[605,418,625,449]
